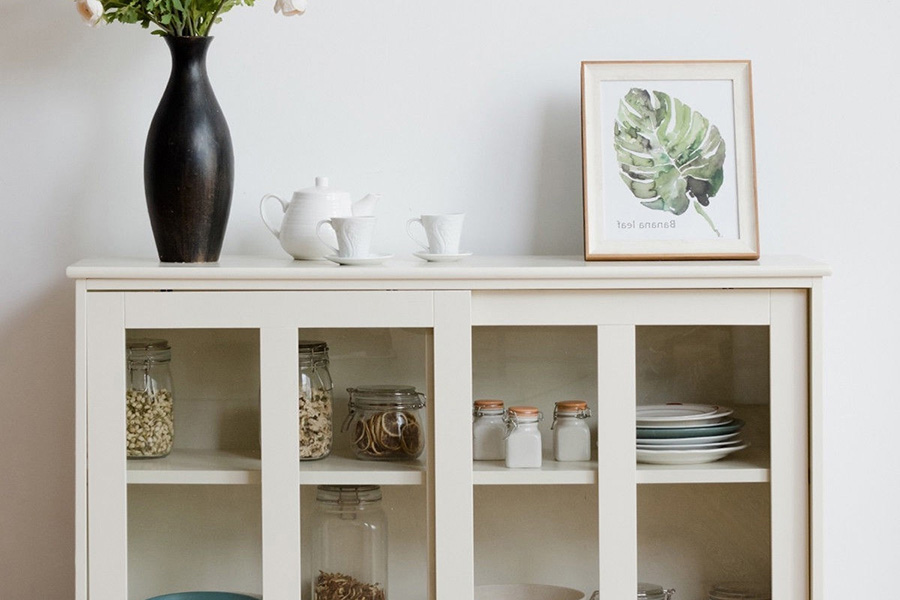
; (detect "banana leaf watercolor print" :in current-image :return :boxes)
[614,88,726,236]
[581,61,759,260]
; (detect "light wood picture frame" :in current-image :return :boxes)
[581,60,759,260]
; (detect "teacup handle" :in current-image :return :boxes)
[316,219,340,255]
[406,218,430,251]
[259,194,288,238]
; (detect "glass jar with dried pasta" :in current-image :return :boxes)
[344,385,427,461]
[298,340,334,460]
[312,485,388,600]
[126,338,174,458]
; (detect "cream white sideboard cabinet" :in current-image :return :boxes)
[69,256,827,600]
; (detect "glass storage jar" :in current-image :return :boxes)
[313,485,388,600]
[504,405,543,468]
[344,385,426,460]
[126,338,174,458]
[638,582,675,600]
[551,400,592,462]
[299,340,334,460]
[472,399,506,460]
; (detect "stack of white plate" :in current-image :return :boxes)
[635,403,748,465]
[707,583,770,600]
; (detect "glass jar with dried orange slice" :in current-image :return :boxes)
[343,385,426,461]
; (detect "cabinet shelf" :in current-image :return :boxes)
[125,448,425,486]
[473,452,597,485]
[635,442,770,484]
[298,450,425,486]
[472,447,769,486]
[127,449,261,485]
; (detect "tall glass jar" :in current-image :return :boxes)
[344,385,426,461]
[504,405,542,468]
[312,485,388,600]
[126,338,174,458]
[638,582,675,600]
[551,400,592,461]
[299,340,334,460]
[472,399,506,460]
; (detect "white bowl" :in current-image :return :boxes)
[475,584,586,600]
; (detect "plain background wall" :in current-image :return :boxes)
[1,0,898,596]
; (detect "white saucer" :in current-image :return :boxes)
[325,254,392,266]
[413,251,472,262]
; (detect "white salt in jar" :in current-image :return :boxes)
[473,399,506,461]
[551,400,592,462]
[504,406,543,468]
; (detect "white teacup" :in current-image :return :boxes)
[406,213,465,255]
[316,216,376,258]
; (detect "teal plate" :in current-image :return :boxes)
[147,594,258,600]
[636,418,745,439]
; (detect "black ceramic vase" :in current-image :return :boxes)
[144,36,234,263]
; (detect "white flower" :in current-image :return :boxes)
[75,0,104,27]
[274,0,307,17]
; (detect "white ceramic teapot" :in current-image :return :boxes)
[260,177,380,260]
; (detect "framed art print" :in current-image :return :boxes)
[581,60,759,260]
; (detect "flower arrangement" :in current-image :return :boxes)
[74,0,306,35]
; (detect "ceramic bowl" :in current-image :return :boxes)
[475,583,586,600]
[146,593,259,600]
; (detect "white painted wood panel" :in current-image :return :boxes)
[86,292,128,599]
[124,291,434,328]
[260,327,301,600]
[433,292,473,600]
[472,290,770,326]
[596,325,636,600]
[809,280,824,600]
[770,290,809,600]
[75,281,88,600]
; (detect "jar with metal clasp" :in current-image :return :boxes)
[298,340,334,460]
[504,405,543,468]
[344,385,427,460]
[473,399,506,461]
[551,400,592,462]
[125,338,174,458]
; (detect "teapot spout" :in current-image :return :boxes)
[352,193,380,217]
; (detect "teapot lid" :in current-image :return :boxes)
[295,176,348,197]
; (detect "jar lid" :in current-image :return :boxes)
[347,385,426,409]
[555,400,588,412]
[507,405,540,416]
[127,338,170,351]
[316,484,382,504]
[474,399,504,409]
[637,583,666,599]
[298,340,328,353]
[127,338,171,361]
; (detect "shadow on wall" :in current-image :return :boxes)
[0,281,76,599]
[530,96,584,255]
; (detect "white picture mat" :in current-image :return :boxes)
[599,79,739,241]
[582,61,759,259]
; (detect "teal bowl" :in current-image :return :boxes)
[147,594,259,600]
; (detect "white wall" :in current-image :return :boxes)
[1,0,898,597]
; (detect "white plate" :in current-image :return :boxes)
[475,584,584,600]
[636,403,721,420]
[637,431,741,446]
[636,415,734,429]
[636,443,748,465]
[636,404,733,427]
[325,254,392,266]
[636,439,744,451]
[413,251,473,262]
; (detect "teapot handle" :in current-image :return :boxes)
[259,194,289,238]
